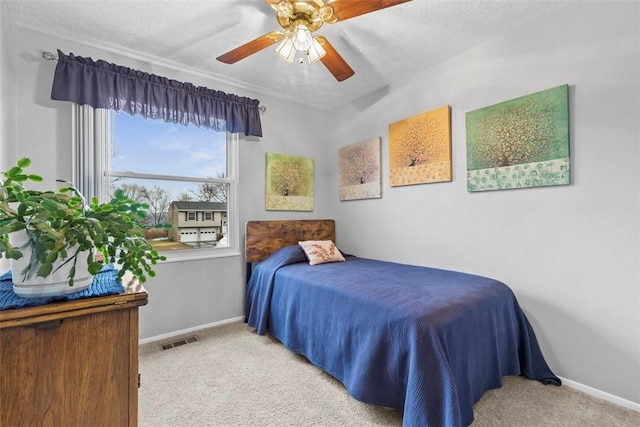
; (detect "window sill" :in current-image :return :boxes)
[158,247,242,264]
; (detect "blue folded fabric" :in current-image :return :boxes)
[0,264,124,311]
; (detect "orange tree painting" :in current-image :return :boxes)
[265,152,314,211]
[466,84,570,192]
[388,105,452,186]
[339,137,382,201]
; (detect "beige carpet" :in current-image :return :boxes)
[139,321,640,426]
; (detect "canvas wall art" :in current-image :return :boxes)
[265,152,314,211]
[388,105,452,186]
[338,137,382,201]
[465,84,570,192]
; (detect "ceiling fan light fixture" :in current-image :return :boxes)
[275,36,296,63]
[319,5,337,24]
[291,23,313,51]
[219,0,412,81]
[277,1,293,16]
[306,37,326,63]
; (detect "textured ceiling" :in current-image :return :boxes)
[6,0,572,110]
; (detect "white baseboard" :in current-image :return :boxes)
[139,316,245,345]
[558,376,640,412]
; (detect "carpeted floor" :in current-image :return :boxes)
[138,321,640,426]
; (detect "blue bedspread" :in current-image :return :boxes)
[246,245,560,426]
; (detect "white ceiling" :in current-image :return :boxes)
[6,0,572,110]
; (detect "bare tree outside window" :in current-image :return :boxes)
[141,186,171,225]
[116,182,147,202]
[191,177,227,203]
[177,192,193,201]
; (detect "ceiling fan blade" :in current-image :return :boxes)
[217,31,284,64]
[328,0,413,22]
[316,36,355,82]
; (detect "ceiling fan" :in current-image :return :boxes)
[216,0,413,82]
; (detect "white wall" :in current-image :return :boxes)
[325,1,639,406]
[0,2,14,180]
[0,1,16,274]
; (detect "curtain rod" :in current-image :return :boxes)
[41,51,267,114]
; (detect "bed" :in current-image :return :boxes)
[245,219,560,426]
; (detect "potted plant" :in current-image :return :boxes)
[0,157,166,298]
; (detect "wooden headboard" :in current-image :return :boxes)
[245,220,335,263]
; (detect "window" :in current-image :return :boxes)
[73,105,239,260]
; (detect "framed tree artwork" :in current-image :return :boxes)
[388,105,452,186]
[265,152,314,211]
[466,84,570,192]
[339,137,382,201]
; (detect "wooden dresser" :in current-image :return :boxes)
[0,279,147,427]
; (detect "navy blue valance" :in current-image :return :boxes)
[50,49,262,137]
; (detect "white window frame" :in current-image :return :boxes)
[72,105,240,262]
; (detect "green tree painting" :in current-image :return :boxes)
[266,153,314,211]
[466,84,570,192]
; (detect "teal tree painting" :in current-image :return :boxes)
[466,84,570,192]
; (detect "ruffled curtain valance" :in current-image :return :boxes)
[50,49,262,137]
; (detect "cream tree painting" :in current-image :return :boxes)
[339,137,382,201]
[265,152,314,211]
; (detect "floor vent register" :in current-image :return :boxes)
[160,335,199,351]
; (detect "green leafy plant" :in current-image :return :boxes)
[0,157,166,286]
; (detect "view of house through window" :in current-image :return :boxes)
[110,112,234,252]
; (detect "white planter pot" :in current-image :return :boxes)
[9,231,93,298]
